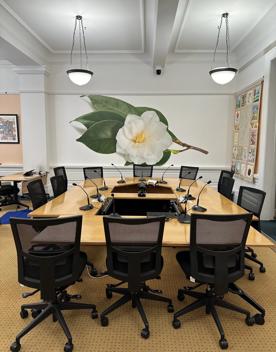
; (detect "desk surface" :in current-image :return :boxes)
[30,177,274,247]
[0,172,41,182]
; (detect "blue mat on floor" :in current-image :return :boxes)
[260,220,276,242]
[0,209,31,225]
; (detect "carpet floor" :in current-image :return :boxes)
[0,224,276,352]
[260,220,276,242]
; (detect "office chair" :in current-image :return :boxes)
[173,213,265,350]
[100,216,174,338]
[217,170,234,193]
[218,176,235,200]
[133,164,153,180]
[237,186,266,280]
[53,166,68,191]
[179,166,199,180]
[9,216,97,352]
[51,175,67,198]
[83,167,103,179]
[0,182,22,210]
[27,179,48,210]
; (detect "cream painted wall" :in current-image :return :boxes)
[0,94,22,164]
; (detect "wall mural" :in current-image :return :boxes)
[71,95,208,165]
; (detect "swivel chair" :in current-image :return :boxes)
[218,177,235,200]
[53,166,68,191]
[51,175,67,198]
[133,164,153,180]
[179,166,199,180]
[27,179,48,210]
[217,170,234,193]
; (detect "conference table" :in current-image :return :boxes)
[29,177,274,248]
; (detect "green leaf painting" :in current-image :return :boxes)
[71,95,208,165]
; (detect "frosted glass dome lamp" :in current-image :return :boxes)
[66,15,93,86]
[209,13,237,85]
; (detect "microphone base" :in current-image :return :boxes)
[139,177,146,182]
[79,204,93,211]
[117,179,126,184]
[176,187,186,192]
[91,194,98,199]
[99,186,108,191]
[187,194,196,200]
[177,213,191,224]
[159,179,167,184]
[192,205,207,212]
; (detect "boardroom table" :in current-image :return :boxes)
[29,177,274,248]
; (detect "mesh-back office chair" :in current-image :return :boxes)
[237,186,266,279]
[83,167,103,180]
[27,179,48,210]
[50,175,67,198]
[173,213,265,350]
[179,166,199,180]
[53,166,68,191]
[100,216,174,338]
[9,216,97,352]
[218,177,235,200]
[133,164,153,179]
[217,170,234,193]
[0,182,22,210]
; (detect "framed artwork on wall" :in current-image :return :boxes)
[0,114,19,144]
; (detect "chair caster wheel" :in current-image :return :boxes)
[219,338,228,349]
[31,309,41,318]
[141,328,150,339]
[106,288,112,299]
[245,316,255,326]
[172,318,181,329]
[90,268,98,277]
[20,309,28,319]
[100,315,109,327]
[248,272,255,281]
[259,266,266,273]
[177,289,185,301]
[251,252,257,258]
[91,310,98,319]
[167,304,174,313]
[64,342,73,352]
[254,314,265,325]
[10,341,21,352]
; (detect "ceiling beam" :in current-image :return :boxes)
[152,0,180,69]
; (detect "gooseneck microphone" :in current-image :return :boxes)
[111,163,126,184]
[110,193,120,217]
[192,180,212,212]
[72,183,93,210]
[139,169,146,182]
[176,171,191,192]
[99,178,108,191]
[185,176,203,201]
[86,178,104,202]
[159,164,174,184]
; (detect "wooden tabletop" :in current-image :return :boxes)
[0,172,41,182]
[29,177,274,247]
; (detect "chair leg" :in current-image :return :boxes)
[245,264,255,280]
[139,291,172,305]
[101,294,131,317]
[210,306,228,348]
[215,298,250,318]
[174,298,206,319]
[245,253,266,272]
[21,302,48,311]
[54,307,72,344]
[60,301,96,311]
[182,290,205,300]
[246,246,257,257]
[134,295,150,337]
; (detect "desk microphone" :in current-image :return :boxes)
[86,178,104,202]
[159,164,174,184]
[72,183,93,210]
[185,176,203,201]
[111,163,126,184]
[176,171,191,192]
[99,178,108,191]
[192,180,211,212]
[139,169,146,182]
[110,193,120,217]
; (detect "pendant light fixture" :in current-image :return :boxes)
[209,13,237,85]
[66,15,93,86]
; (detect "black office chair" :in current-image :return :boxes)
[0,182,22,210]
[51,175,67,198]
[179,166,199,180]
[133,164,153,180]
[173,213,265,350]
[27,179,48,210]
[237,186,266,279]
[9,216,97,352]
[217,170,234,193]
[83,167,103,179]
[100,216,174,338]
[53,166,68,191]
[218,177,235,200]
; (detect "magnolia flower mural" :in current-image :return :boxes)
[71,95,208,165]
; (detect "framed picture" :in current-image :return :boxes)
[0,114,20,144]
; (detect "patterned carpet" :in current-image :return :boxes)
[0,223,276,352]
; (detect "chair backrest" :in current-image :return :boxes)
[217,170,234,192]
[103,216,165,291]
[133,164,153,178]
[83,167,103,180]
[10,216,83,301]
[50,175,67,198]
[237,186,266,218]
[190,213,252,296]
[219,177,235,200]
[179,166,199,180]
[53,166,68,190]
[27,179,48,210]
